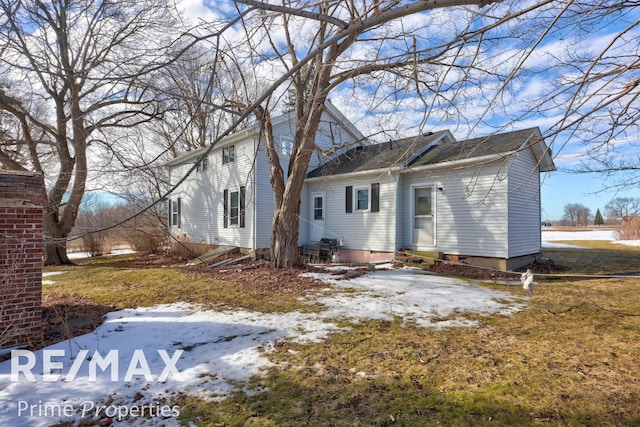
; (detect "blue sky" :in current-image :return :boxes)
[541,170,640,221]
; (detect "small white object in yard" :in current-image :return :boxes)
[521,269,534,292]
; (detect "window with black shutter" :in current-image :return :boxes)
[223,189,228,228]
[239,186,246,228]
[371,183,380,212]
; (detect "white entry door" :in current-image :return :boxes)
[413,186,434,246]
[311,192,325,242]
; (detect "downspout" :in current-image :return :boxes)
[537,171,542,258]
[393,172,401,260]
[506,162,510,260]
[252,136,258,251]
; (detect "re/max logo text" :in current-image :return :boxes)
[11,349,183,382]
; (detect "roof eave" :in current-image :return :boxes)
[404,152,512,173]
[163,127,257,167]
[306,152,511,180]
[306,166,401,181]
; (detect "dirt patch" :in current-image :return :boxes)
[41,293,115,349]
[108,252,186,268]
[184,258,334,296]
[428,258,567,281]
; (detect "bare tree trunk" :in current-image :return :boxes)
[265,102,324,268]
[44,240,71,266]
[270,203,302,268]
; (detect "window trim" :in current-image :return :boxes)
[196,155,208,172]
[222,145,235,165]
[345,183,379,214]
[229,190,240,226]
[355,186,370,212]
[223,186,245,229]
[313,194,324,220]
[170,197,181,228]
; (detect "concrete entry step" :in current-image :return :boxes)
[397,250,442,266]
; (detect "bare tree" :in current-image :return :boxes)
[605,197,640,223]
[539,2,640,189]
[563,203,592,226]
[201,0,517,267]
[0,0,181,265]
[158,46,245,155]
[2,0,636,268]
[233,0,639,267]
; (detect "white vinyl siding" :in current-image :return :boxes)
[168,139,255,248]
[256,109,360,249]
[305,174,396,252]
[400,161,509,257]
[507,148,542,257]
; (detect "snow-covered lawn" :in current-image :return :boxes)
[0,267,522,426]
[542,228,640,248]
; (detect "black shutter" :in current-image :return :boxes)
[371,183,379,213]
[345,186,353,213]
[168,198,172,226]
[223,189,228,228]
[177,197,181,228]
[239,186,246,228]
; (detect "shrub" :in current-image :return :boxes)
[125,228,168,253]
[167,235,214,260]
[81,231,107,257]
[615,216,640,240]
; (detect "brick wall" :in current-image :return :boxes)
[0,170,44,350]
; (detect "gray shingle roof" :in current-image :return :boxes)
[308,127,552,178]
[307,131,449,178]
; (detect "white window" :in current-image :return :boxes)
[196,155,208,172]
[280,138,293,156]
[355,187,369,211]
[223,187,245,228]
[229,190,239,226]
[314,195,323,220]
[170,198,181,227]
[345,183,379,214]
[222,145,235,164]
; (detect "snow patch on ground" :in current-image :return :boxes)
[304,269,522,327]
[2,263,523,425]
[542,229,616,241]
[541,229,640,248]
[42,271,68,285]
[68,247,135,260]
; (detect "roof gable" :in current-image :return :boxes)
[165,101,365,168]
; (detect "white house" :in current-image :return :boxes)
[166,103,556,270]
[164,101,364,252]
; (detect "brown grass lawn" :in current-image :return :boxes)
[43,247,640,426]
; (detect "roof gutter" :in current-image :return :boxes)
[401,152,513,174]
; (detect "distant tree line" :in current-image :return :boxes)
[558,197,640,227]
